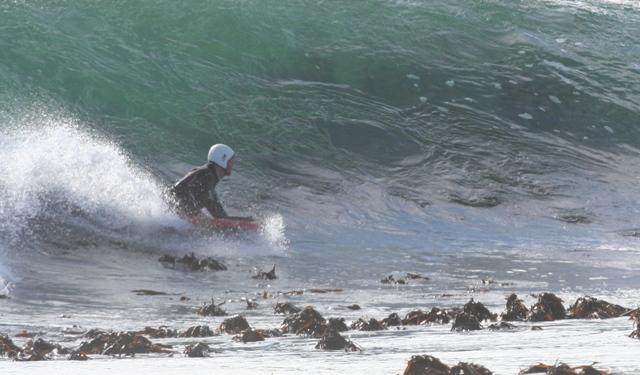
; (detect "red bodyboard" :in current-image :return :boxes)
[186,216,260,231]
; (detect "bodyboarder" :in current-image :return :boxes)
[168,144,235,219]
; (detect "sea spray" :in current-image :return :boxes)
[0,114,177,241]
[260,213,289,251]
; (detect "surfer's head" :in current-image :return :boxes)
[208,144,235,177]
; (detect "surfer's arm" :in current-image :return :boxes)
[204,189,228,218]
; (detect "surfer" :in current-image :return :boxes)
[168,144,235,218]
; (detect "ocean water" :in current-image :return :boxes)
[1,0,639,373]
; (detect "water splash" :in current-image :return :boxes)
[0,276,13,297]
[0,112,179,245]
[260,213,289,251]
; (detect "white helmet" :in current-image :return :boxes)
[208,144,234,169]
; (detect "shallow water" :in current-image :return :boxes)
[1,238,639,373]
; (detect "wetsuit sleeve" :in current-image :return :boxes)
[204,188,228,218]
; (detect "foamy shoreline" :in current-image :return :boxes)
[1,281,638,374]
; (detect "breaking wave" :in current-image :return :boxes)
[0,111,288,259]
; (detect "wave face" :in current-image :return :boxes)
[1,0,640,255]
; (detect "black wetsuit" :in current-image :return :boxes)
[169,162,227,217]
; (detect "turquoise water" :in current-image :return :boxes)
[2,0,638,161]
[1,0,639,253]
[1,0,640,274]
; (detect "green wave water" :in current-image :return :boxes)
[0,0,639,218]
